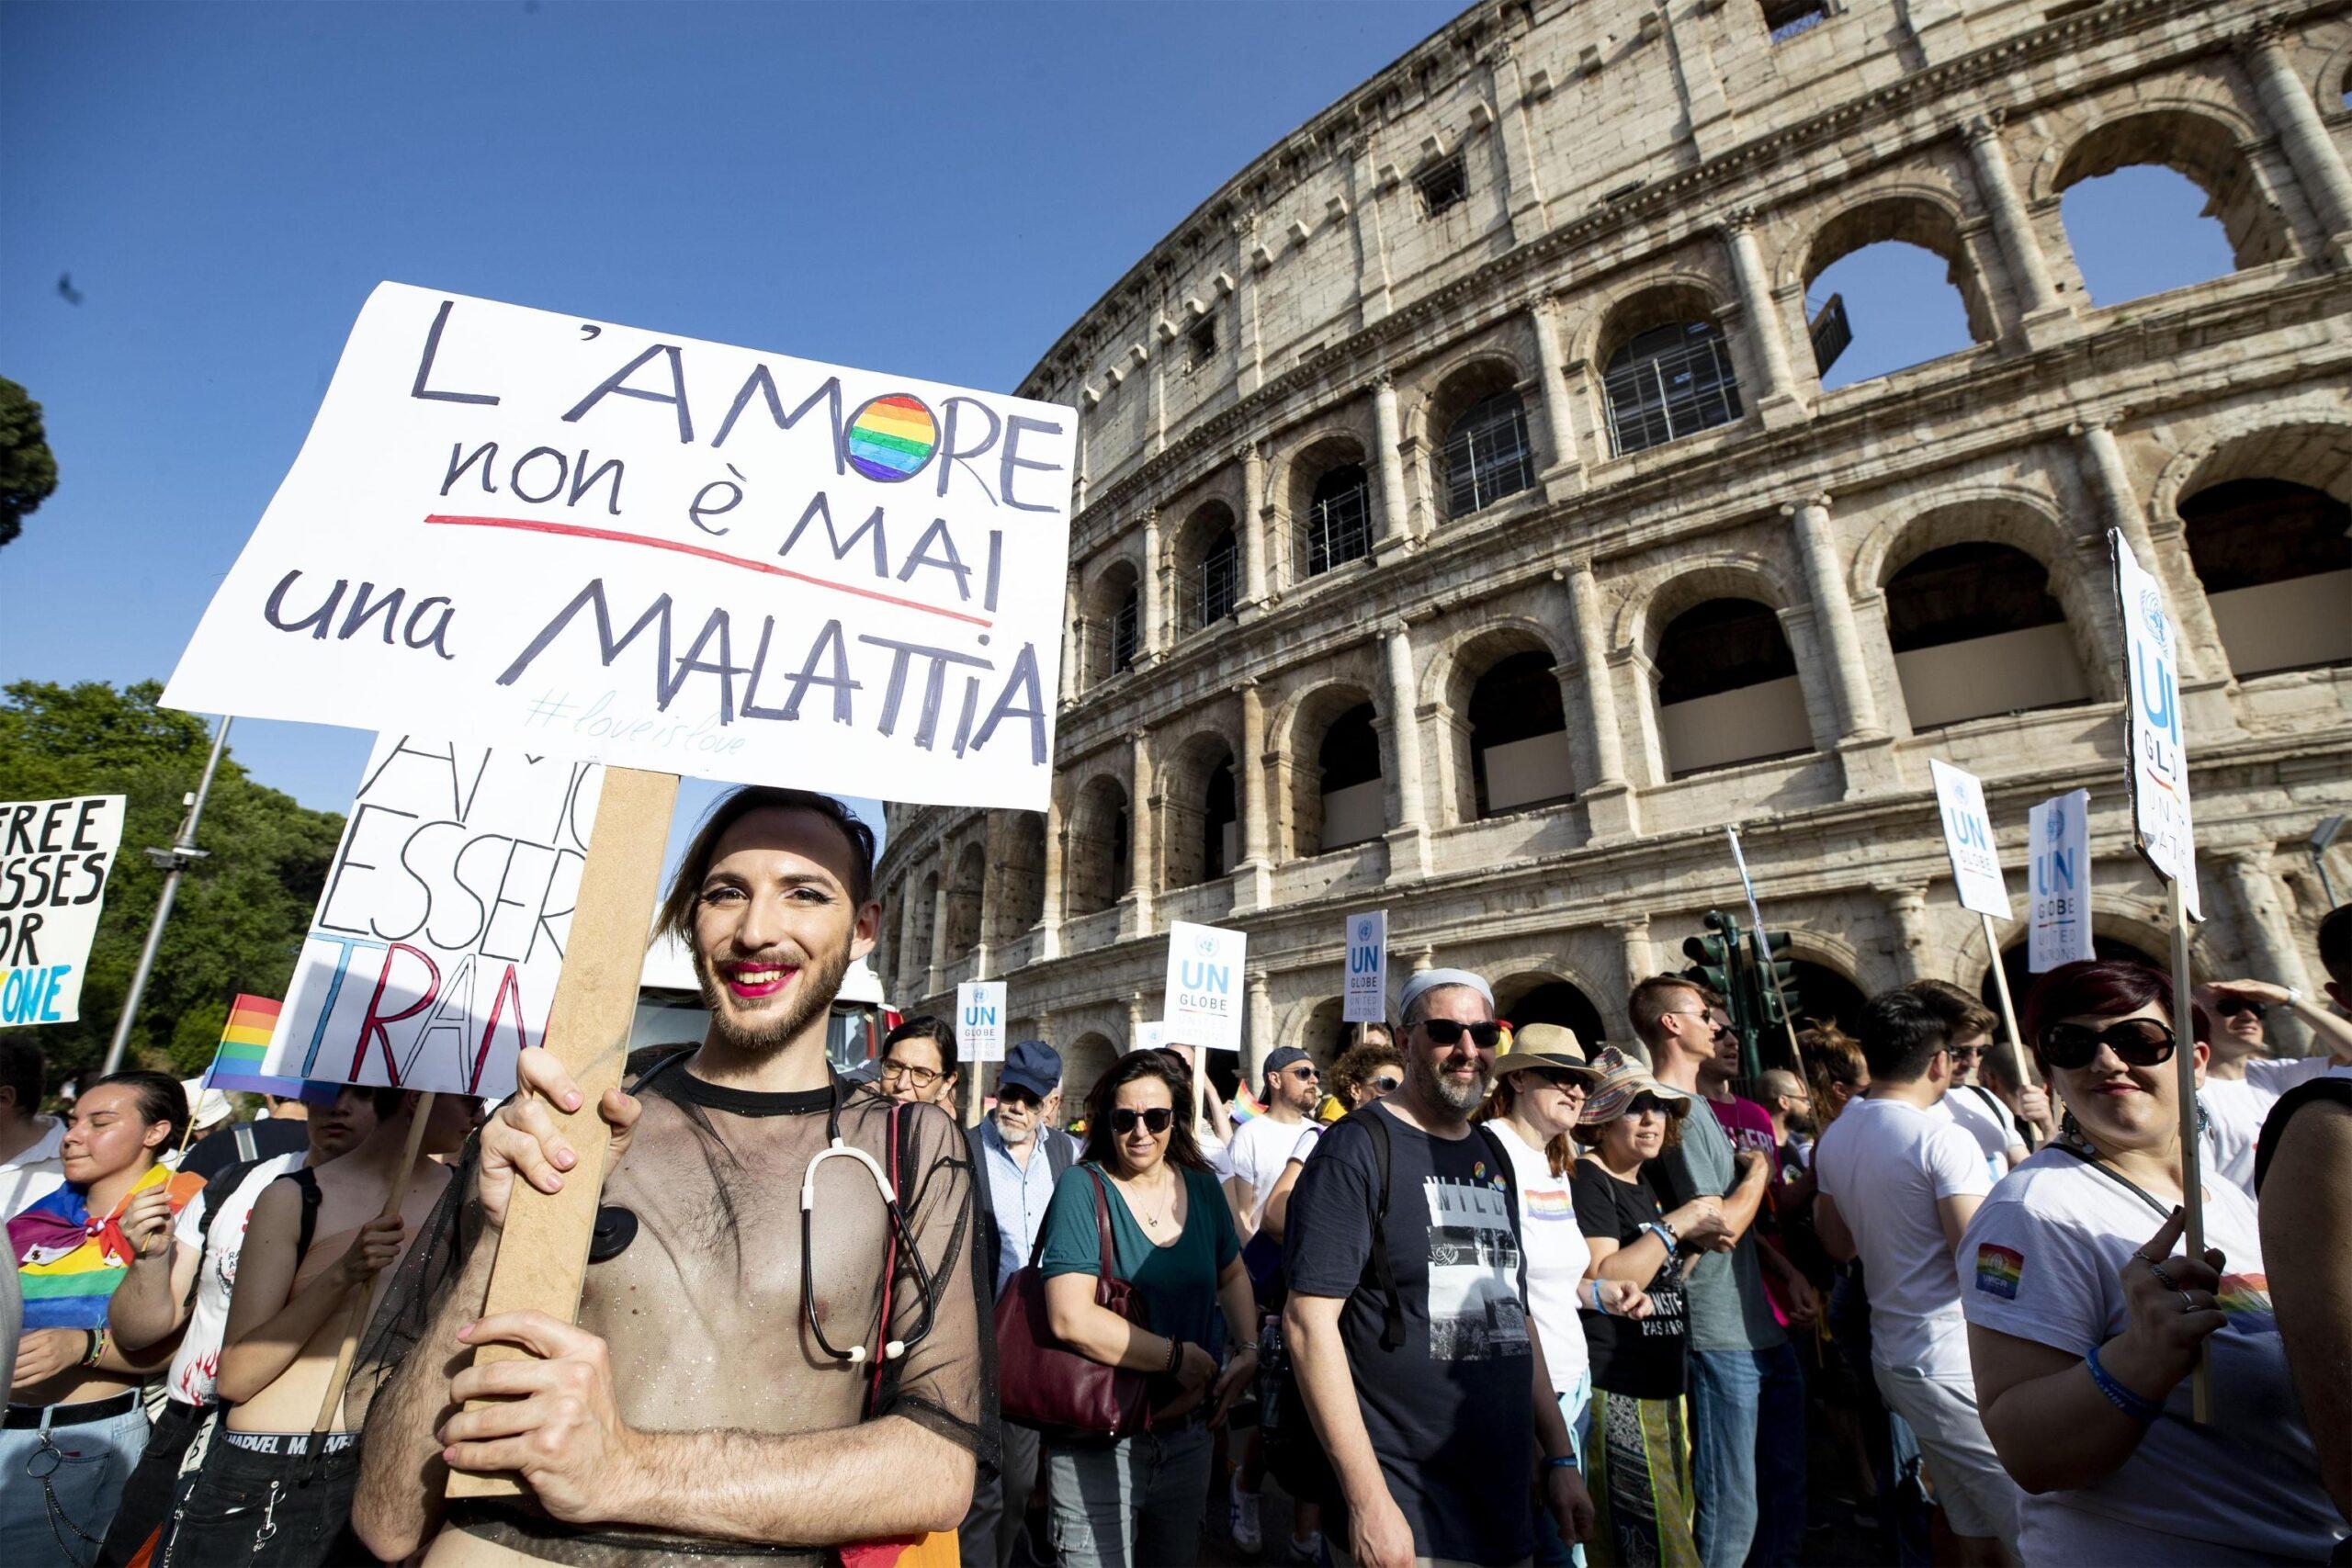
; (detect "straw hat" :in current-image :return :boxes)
[1577,1045,1692,1124]
[1491,1022,1603,1084]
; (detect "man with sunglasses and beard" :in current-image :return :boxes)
[1283,968,1593,1568]
[352,786,989,1568]
[2190,975,2352,1197]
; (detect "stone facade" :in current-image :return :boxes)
[876,0,2352,1102]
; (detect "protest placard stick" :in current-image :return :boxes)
[2165,877,2211,1423]
[1981,915,2033,1091]
[313,1092,436,1433]
[445,766,679,1503]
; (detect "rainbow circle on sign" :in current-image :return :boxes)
[845,394,939,483]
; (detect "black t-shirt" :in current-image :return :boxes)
[178,1116,311,1181]
[1283,1102,1532,1566]
[2255,1074,2352,1194]
[1569,1161,1689,1400]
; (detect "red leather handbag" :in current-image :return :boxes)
[993,1167,1155,1437]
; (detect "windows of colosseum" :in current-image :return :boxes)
[1293,445,1375,581]
[1598,285,1744,457]
[1161,733,1242,889]
[1080,558,1141,685]
[1760,0,1828,47]
[1066,773,1132,918]
[2177,468,2352,679]
[1172,500,1241,635]
[1441,389,1537,517]
[943,840,985,962]
[1452,639,1575,820]
[2053,109,2288,305]
[1185,317,1217,375]
[1295,995,1352,1072]
[1882,541,2092,730]
[910,867,940,982]
[1494,975,1608,1046]
[1287,687,1385,857]
[1797,196,1992,389]
[988,814,1047,945]
[1650,596,1809,778]
[1786,960,1866,1034]
[1415,153,1468,219]
[1061,1032,1119,1107]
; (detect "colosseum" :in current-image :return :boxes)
[875,0,2352,1108]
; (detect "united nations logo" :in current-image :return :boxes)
[2138,588,2168,649]
[1193,932,1218,957]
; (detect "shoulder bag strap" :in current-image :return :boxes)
[1087,1165,1119,1278]
[1361,1110,1406,1353]
[287,1167,322,1268]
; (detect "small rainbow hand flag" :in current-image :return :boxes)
[206,995,336,1102]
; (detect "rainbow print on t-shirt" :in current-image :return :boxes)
[2216,1272,2276,1335]
[1974,1243,2024,1300]
[1522,1185,1577,1222]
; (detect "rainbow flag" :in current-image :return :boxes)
[10,1162,206,1329]
[2217,1272,2278,1336]
[1973,1243,2024,1301]
[206,995,334,1101]
[1229,1081,1266,1123]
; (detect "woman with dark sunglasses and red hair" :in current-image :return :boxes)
[1036,1048,1259,1567]
[1957,960,2344,1563]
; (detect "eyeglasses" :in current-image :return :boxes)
[2040,1018,2176,1071]
[1110,1107,1175,1135]
[1418,1019,1503,1049]
[1536,1070,1590,1093]
[1627,1093,1670,1117]
[1286,1066,1321,1081]
[997,1089,1042,1111]
[1949,1044,1984,1059]
[1366,1075,1401,1094]
[1665,1009,1731,1038]
[880,1059,943,1089]
[2215,998,2267,1021]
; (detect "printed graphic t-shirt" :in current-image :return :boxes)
[165,1150,305,1405]
[1286,1102,1532,1565]
[1488,1120,1590,1400]
[1958,1147,2345,1562]
[1568,1161,1689,1401]
[1651,1098,1783,1353]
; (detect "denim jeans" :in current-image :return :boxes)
[1687,1348,1764,1568]
[1045,1426,1215,1568]
[1532,1374,1591,1568]
[1,1401,153,1567]
[962,1419,1043,1568]
[1749,1341,1806,1567]
[160,1433,363,1568]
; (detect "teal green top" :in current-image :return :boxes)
[1038,1161,1239,1354]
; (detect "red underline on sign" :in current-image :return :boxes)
[422,513,994,629]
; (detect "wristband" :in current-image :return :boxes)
[1543,1454,1581,1471]
[2085,1343,2163,1425]
[2288,987,2303,1009]
[1164,1336,1183,1375]
[80,1328,107,1369]
[1642,1222,1678,1255]
[1589,1281,1607,1314]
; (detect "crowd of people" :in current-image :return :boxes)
[5,780,2351,1568]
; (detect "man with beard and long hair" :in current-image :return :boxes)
[1282,967,1592,1568]
[351,786,989,1567]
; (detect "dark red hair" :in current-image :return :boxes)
[2020,959,2171,1052]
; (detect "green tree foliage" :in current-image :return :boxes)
[0,681,345,1088]
[0,377,60,550]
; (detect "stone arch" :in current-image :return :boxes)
[1428,620,1577,822]
[989,812,1047,944]
[1159,727,1242,888]
[910,866,941,983]
[1283,428,1376,582]
[1982,920,2172,1021]
[1791,190,1997,362]
[1419,352,1539,520]
[1493,971,1609,1047]
[2151,406,2352,520]
[1080,556,1143,685]
[1062,1031,1120,1111]
[1280,678,1384,858]
[1589,278,1747,458]
[1634,559,1812,780]
[1292,994,1352,1072]
[2160,419,2352,679]
[943,840,985,961]
[2047,107,2292,278]
[1066,772,1131,918]
[1869,498,2107,728]
[1170,498,1242,635]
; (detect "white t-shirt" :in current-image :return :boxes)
[1227,1112,1311,1225]
[1489,1120,1592,1400]
[1813,1096,1992,1378]
[1289,1122,1326,1165]
[2199,1055,2336,1198]
[1939,1087,2021,1181]
[1958,1147,2344,1562]
[164,1151,305,1406]
[0,1118,66,1224]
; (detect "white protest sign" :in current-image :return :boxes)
[163,284,1077,809]
[264,736,600,1097]
[957,979,1006,1065]
[2029,788,2095,972]
[1342,910,1387,1024]
[1928,759,2012,920]
[2112,531,2199,919]
[1163,920,1247,1054]
[0,796,125,1028]
[1127,1020,1166,1055]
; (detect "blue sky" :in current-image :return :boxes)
[3,0,2230,864]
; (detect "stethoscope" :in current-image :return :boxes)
[798,1079,937,1368]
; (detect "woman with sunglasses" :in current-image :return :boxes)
[1959,960,2345,1563]
[1478,1027,1650,1567]
[1038,1049,1260,1567]
[1569,1048,1708,1568]
[6,1071,200,1565]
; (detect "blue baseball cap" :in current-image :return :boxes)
[1000,1040,1062,1100]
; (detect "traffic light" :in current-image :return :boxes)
[1682,910,1762,1079]
[1749,927,1799,1030]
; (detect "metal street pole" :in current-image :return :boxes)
[102,716,232,1076]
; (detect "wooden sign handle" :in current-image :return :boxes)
[444,766,679,1502]
[1982,914,2036,1094]
[2165,878,2211,1423]
[312,1090,437,1434]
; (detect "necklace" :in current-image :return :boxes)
[1120,1170,1181,1235]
